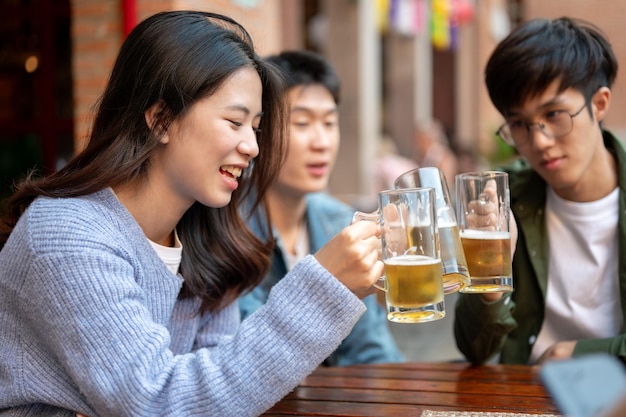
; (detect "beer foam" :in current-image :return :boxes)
[459,229,510,239]
[437,220,458,228]
[384,254,441,266]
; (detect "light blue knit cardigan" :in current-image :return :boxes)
[0,188,365,416]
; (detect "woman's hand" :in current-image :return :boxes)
[314,220,384,299]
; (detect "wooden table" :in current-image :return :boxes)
[263,361,560,416]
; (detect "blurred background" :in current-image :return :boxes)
[0,0,626,209]
[4,0,626,206]
[2,0,626,361]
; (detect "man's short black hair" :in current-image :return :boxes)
[485,17,618,115]
[266,50,340,104]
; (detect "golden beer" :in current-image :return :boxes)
[408,223,469,294]
[437,223,470,293]
[460,230,512,292]
[384,255,443,308]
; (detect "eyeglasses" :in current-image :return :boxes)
[496,102,587,147]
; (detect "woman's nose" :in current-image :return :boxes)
[238,130,260,159]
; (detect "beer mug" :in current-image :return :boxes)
[394,167,470,294]
[354,188,445,323]
[455,171,513,293]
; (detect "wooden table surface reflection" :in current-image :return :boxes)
[262,361,560,416]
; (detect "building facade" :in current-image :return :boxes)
[2,0,626,204]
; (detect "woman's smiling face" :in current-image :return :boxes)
[150,66,263,211]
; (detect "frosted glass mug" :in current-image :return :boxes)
[455,171,513,293]
[394,167,470,294]
[354,187,445,323]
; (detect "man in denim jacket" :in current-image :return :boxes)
[455,17,626,365]
[238,50,403,366]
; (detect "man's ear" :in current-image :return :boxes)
[144,101,169,144]
[592,86,611,123]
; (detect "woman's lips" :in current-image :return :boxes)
[219,166,242,190]
[220,165,242,179]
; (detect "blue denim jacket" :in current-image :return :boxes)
[239,192,404,366]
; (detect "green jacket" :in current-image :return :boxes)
[454,130,626,364]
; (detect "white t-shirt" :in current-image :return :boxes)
[148,231,183,275]
[530,186,621,363]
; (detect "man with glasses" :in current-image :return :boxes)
[454,17,626,365]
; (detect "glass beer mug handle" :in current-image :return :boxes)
[373,276,388,292]
[351,210,379,224]
[352,210,388,292]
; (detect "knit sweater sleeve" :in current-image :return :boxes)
[23,249,364,416]
[6,194,366,417]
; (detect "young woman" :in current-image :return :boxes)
[0,11,382,416]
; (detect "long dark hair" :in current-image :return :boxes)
[0,11,287,312]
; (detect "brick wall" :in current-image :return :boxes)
[71,0,282,152]
[71,0,122,151]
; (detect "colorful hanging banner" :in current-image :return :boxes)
[387,0,474,48]
[377,0,391,33]
[391,0,416,36]
[431,0,451,49]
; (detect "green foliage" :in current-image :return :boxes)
[487,131,518,168]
